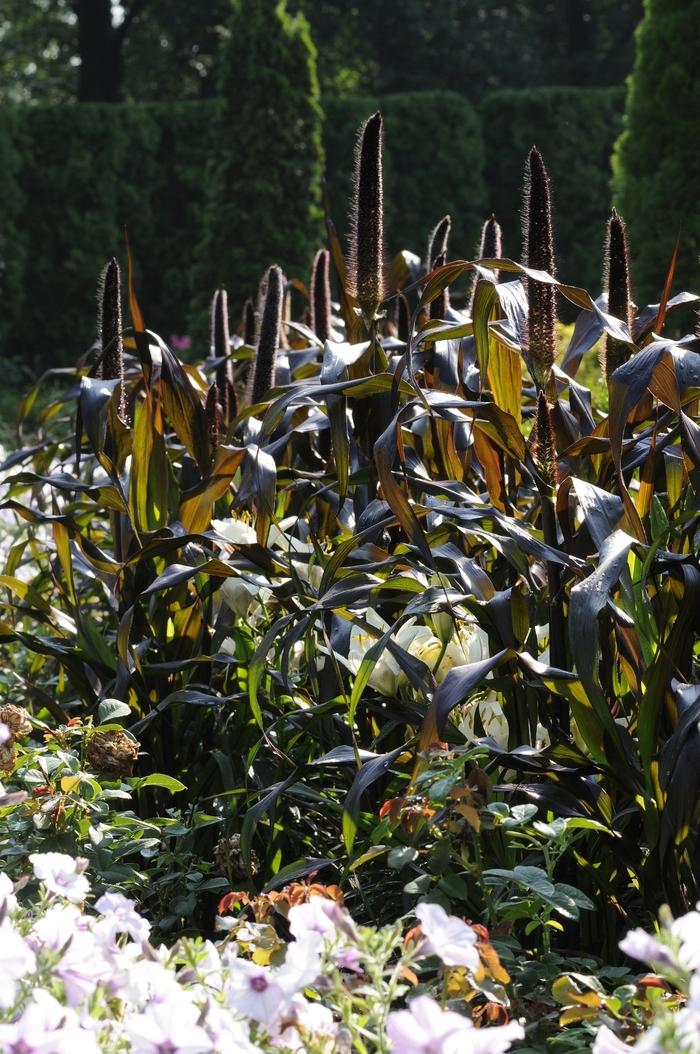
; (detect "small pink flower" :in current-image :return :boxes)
[170,334,192,353]
[415,902,479,970]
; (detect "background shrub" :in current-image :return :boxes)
[196,0,325,313]
[613,0,700,305]
[481,86,625,298]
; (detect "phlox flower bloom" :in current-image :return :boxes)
[415,902,479,970]
[0,990,100,1054]
[124,993,213,1054]
[272,994,337,1052]
[0,920,36,1009]
[29,852,90,904]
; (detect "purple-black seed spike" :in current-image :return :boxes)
[309,248,332,344]
[211,288,237,424]
[242,297,256,345]
[98,257,126,422]
[534,390,558,489]
[249,265,284,405]
[429,251,450,321]
[426,214,451,273]
[470,214,504,311]
[603,208,633,383]
[523,147,557,390]
[347,111,385,320]
[396,291,411,344]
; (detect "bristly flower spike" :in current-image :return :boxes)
[470,214,503,310]
[523,147,557,391]
[211,288,237,425]
[98,257,126,422]
[602,208,633,384]
[534,390,558,490]
[242,297,256,345]
[309,248,332,344]
[426,214,451,273]
[347,111,385,322]
[249,265,284,406]
[205,382,222,455]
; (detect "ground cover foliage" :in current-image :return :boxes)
[0,106,699,1051]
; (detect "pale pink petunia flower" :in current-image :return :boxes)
[415,902,479,970]
[29,853,90,904]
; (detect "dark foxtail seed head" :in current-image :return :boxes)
[396,291,411,344]
[426,214,451,273]
[98,257,126,421]
[211,288,237,425]
[249,265,284,405]
[348,111,385,320]
[602,208,633,383]
[242,297,256,345]
[534,391,558,489]
[523,147,557,390]
[470,214,504,310]
[429,251,450,321]
[205,383,222,454]
[309,248,332,344]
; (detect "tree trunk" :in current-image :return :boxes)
[76,0,122,102]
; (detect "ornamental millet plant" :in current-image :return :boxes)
[309,248,332,344]
[97,257,126,422]
[470,214,503,310]
[603,207,634,386]
[211,287,238,426]
[249,264,284,405]
[347,111,385,327]
[523,146,556,394]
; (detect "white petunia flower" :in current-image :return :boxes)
[124,993,213,1054]
[94,891,151,945]
[0,872,18,914]
[619,927,676,968]
[0,919,36,1009]
[414,902,479,970]
[0,990,99,1054]
[29,852,90,904]
[386,995,475,1054]
[226,959,288,1025]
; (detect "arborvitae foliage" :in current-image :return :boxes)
[242,298,256,345]
[211,288,237,425]
[603,209,633,383]
[523,146,556,391]
[347,111,385,320]
[426,214,451,272]
[613,0,700,303]
[249,265,284,405]
[98,257,126,421]
[309,249,332,344]
[200,0,324,304]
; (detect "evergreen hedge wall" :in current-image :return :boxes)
[0,87,625,371]
[480,86,625,299]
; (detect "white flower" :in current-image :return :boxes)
[672,909,700,970]
[0,872,18,914]
[0,919,36,1009]
[347,609,401,697]
[386,995,474,1054]
[459,696,509,749]
[288,898,355,942]
[211,516,257,546]
[200,1002,261,1054]
[0,721,9,744]
[219,574,272,621]
[618,928,676,967]
[272,994,338,1052]
[124,993,213,1054]
[29,852,90,904]
[94,891,151,945]
[226,960,288,1025]
[415,902,479,970]
[274,932,323,995]
[0,990,99,1054]
[593,1024,638,1054]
